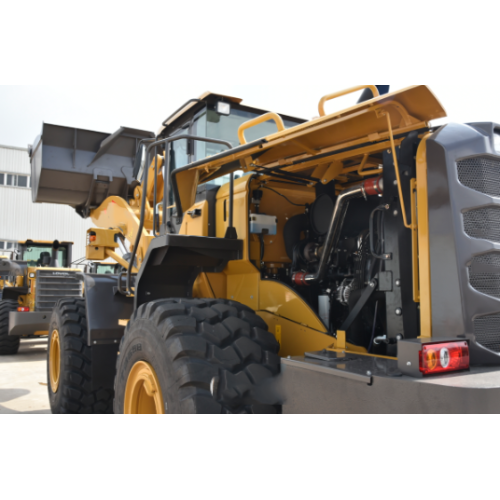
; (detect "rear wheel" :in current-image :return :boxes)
[114,298,281,414]
[47,299,114,414]
[0,299,20,355]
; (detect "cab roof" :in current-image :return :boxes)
[157,92,305,136]
[18,240,74,245]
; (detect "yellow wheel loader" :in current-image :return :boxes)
[0,240,83,355]
[30,86,500,413]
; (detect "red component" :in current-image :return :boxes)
[292,272,309,287]
[363,176,383,196]
[89,235,97,242]
[419,341,469,376]
[17,307,30,313]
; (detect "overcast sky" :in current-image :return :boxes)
[1,84,500,149]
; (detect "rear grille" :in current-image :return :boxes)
[457,156,500,197]
[35,270,83,312]
[463,207,500,243]
[469,252,500,299]
[474,314,500,353]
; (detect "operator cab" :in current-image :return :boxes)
[18,240,73,268]
[157,92,305,168]
[136,92,306,233]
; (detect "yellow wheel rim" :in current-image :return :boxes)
[124,361,165,414]
[49,330,61,393]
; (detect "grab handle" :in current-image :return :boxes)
[238,112,285,145]
[318,85,380,117]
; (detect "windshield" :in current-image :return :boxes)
[196,107,300,159]
[168,105,302,188]
[22,246,68,268]
[95,264,118,274]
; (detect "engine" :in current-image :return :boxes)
[255,174,405,353]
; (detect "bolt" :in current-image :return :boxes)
[231,296,234,299]
[395,280,401,287]
[250,296,254,300]
[385,254,391,260]
[93,341,97,345]
[323,179,327,183]
[396,335,403,341]
[367,371,372,376]
[287,356,291,360]
[387,149,392,154]
[395,308,403,316]
[404,171,410,177]
[393,210,399,217]
[407,362,412,367]
[114,340,117,344]
[393,180,398,186]
[370,281,375,288]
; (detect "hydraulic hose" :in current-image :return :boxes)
[292,176,383,286]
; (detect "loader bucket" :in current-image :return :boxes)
[30,123,154,217]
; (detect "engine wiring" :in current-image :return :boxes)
[261,186,307,207]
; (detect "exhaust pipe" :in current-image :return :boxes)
[292,177,383,286]
[358,85,390,103]
[50,241,60,268]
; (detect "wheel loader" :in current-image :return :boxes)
[29,85,500,414]
[0,240,84,355]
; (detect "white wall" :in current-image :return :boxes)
[0,144,92,263]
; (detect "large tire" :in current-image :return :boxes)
[0,299,20,355]
[47,298,114,414]
[114,298,281,414]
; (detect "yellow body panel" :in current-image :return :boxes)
[91,196,153,269]
[257,311,334,357]
[416,134,433,338]
[179,200,209,236]
[259,280,326,332]
[86,228,121,261]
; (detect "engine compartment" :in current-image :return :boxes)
[239,132,421,357]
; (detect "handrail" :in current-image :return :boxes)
[318,85,380,117]
[238,112,285,145]
[384,112,412,230]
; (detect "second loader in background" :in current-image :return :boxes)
[0,240,83,355]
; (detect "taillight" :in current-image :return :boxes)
[17,307,30,312]
[419,341,469,376]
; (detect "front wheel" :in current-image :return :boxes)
[47,299,114,414]
[0,299,20,355]
[114,298,281,414]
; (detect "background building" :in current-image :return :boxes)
[0,144,92,263]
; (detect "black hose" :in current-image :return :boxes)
[283,214,309,260]
[261,186,307,207]
[126,144,151,295]
[369,205,390,260]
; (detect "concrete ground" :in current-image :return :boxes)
[0,338,51,414]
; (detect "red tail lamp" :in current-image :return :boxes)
[419,341,469,376]
[17,307,30,312]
